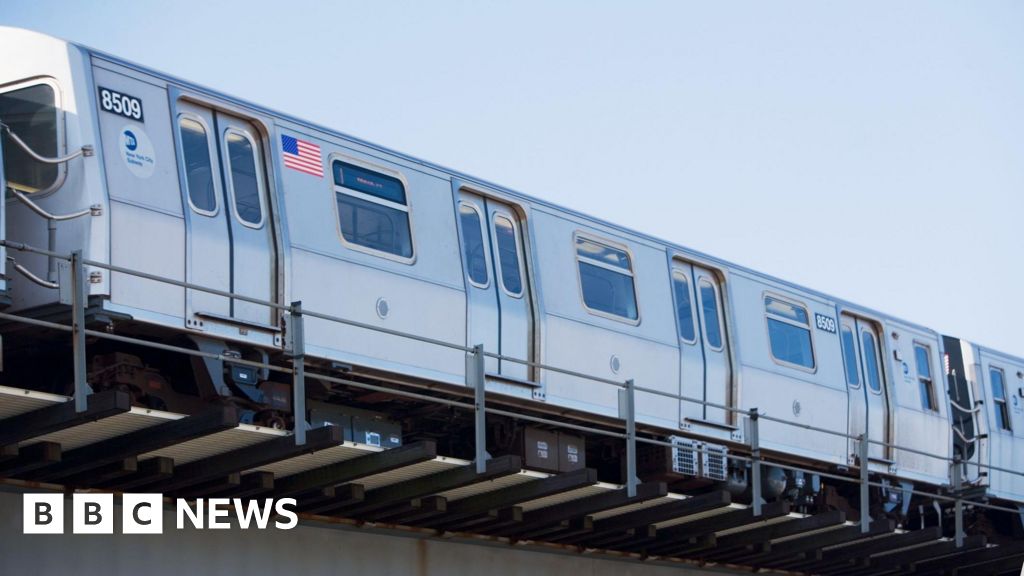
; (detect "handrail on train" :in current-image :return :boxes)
[0,238,1021,539]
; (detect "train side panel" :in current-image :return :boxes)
[883,321,951,485]
[279,122,467,384]
[975,347,1024,502]
[729,270,849,465]
[531,208,680,429]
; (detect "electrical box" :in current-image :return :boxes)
[352,413,402,448]
[558,432,586,472]
[522,427,559,473]
[307,402,401,448]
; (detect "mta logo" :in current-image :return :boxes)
[123,130,138,151]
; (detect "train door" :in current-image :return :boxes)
[683,264,729,425]
[457,190,532,382]
[841,314,891,463]
[174,101,276,328]
[694,267,729,424]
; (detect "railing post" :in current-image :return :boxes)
[469,344,487,473]
[70,250,89,412]
[624,379,637,498]
[749,408,762,516]
[953,456,964,547]
[859,433,870,532]
[290,301,306,446]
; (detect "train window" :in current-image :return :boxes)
[334,161,413,260]
[841,326,860,387]
[699,280,723,350]
[672,273,696,343]
[990,367,1011,431]
[575,236,638,321]
[459,203,488,287]
[224,129,264,227]
[178,116,218,214]
[493,215,524,297]
[0,83,58,194]
[765,296,814,369]
[914,344,937,411]
[861,330,882,394]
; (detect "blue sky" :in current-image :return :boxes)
[3,1,1023,354]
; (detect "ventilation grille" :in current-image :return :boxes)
[702,443,729,481]
[670,437,699,476]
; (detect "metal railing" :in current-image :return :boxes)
[1,238,1022,547]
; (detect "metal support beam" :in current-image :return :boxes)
[859,432,870,532]
[0,389,130,447]
[155,425,342,494]
[0,441,61,477]
[429,468,598,530]
[220,471,275,499]
[710,510,846,557]
[289,301,306,446]
[299,484,366,513]
[469,343,487,473]
[555,490,732,545]
[952,455,964,547]
[374,495,448,524]
[274,439,436,498]
[70,250,89,412]
[644,501,790,556]
[751,519,895,567]
[106,456,174,492]
[343,454,522,518]
[497,481,666,538]
[624,379,637,498]
[749,407,761,516]
[33,406,239,481]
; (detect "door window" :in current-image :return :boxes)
[672,273,696,343]
[459,203,489,287]
[223,129,265,228]
[493,215,523,297]
[178,115,218,214]
[861,330,883,394]
[699,280,723,350]
[841,326,860,387]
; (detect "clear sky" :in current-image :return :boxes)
[3,1,1022,354]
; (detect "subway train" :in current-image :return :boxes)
[0,26,1020,537]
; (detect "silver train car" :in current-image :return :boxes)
[0,27,1021,534]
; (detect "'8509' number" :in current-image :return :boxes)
[98,87,144,121]
[815,313,837,334]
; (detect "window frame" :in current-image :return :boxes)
[990,366,1012,432]
[330,155,416,265]
[491,211,525,298]
[913,342,938,412]
[221,126,266,229]
[763,293,817,373]
[1,77,66,199]
[671,271,697,345]
[176,112,221,217]
[698,277,724,352]
[457,201,490,289]
[573,231,640,325]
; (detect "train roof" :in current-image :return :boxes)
[6,25,1018,360]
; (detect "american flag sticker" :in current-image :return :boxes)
[281,134,323,177]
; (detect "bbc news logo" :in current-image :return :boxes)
[23,493,298,534]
